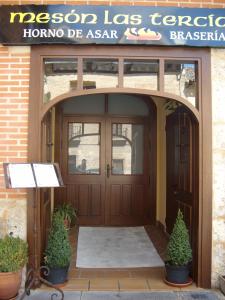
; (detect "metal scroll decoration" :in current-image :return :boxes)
[19,266,64,300]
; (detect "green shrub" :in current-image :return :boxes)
[166,209,192,266]
[44,211,72,268]
[54,203,77,226]
[0,235,28,272]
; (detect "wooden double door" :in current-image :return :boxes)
[61,115,151,226]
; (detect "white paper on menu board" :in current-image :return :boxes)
[33,164,60,187]
[8,164,36,188]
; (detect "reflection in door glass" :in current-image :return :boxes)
[83,58,118,89]
[43,58,78,103]
[164,60,197,107]
[68,123,100,174]
[112,124,143,175]
[124,59,159,90]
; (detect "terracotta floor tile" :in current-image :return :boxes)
[130,267,164,279]
[68,269,80,278]
[103,270,131,278]
[62,278,89,291]
[129,271,152,278]
[89,278,119,291]
[119,278,149,291]
[179,283,202,291]
[79,270,107,278]
[147,278,180,291]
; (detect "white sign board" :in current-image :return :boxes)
[33,164,60,187]
[3,163,64,188]
[7,163,36,188]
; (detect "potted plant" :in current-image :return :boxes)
[0,234,28,300]
[54,203,77,229]
[165,209,192,285]
[44,211,72,285]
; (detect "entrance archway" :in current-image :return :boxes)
[28,45,212,288]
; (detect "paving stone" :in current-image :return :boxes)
[19,290,82,300]
[178,291,221,300]
[18,290,224,300]
[81,291,177,300]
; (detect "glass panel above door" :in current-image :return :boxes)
[83,58,118,89]
[123,59,159,90]
[68,123,100,175]
[112,123,143,175]
[43,58,78,103]
[61,94,105,115]
[108,94,149,116]
[164,60,198,108]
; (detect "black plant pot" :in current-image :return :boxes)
[46,265,69,285]
[165,263,190,284]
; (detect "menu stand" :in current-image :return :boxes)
[3,163,65,300]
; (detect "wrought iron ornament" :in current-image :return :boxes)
[19,266,64,300]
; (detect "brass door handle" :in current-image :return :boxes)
[107,164,111,178]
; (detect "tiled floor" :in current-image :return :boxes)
[42,226,200,292]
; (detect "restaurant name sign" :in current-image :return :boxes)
[1,5,225,47]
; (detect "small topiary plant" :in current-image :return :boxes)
[54,203,77,228]
[44,211,72,268]
[0,235,28,272]
[166,209,192,266]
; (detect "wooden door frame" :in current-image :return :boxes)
[28,45,212,288]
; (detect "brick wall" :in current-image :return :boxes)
[0,45,30,238]
[0,0,224,8]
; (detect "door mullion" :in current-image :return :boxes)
[105,117,112,225]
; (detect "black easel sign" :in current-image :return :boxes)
[3,163,64,188]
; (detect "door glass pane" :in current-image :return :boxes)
[68,123,100,174]
[43,58,78,103]
[112,124,143,175]
[124,59,159,90]
[83,58,118,89]
[164,60,198,107]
